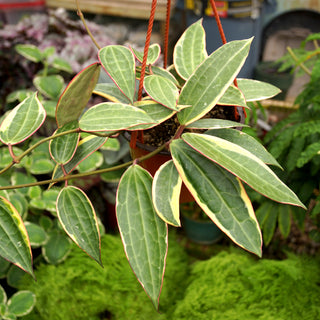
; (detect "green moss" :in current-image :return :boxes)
[19,233,189,320]
[173,249,320,320]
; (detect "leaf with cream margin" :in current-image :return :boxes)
[170,140,262,256]
[0,93,46,145]
[152,160,182,226]
[178,38,252,125]
[56,62,101,127]
[182,133,305,208]
[116,165,167,309]
[0,197,33,277]
[99,45,136,104]
[57,186,102,265]
[174,19,207,80]
[79,102,156,132]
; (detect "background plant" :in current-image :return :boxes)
[251,33,320,247]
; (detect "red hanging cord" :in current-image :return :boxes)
[131,0,158,149]
[137,0,158,101]
[208,0,246,119]
[163,0,172,69]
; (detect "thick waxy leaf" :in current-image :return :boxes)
[50,121,80,164]
[57,186,102,265]
[99,45,136,104]
[131,44,161,65]
[56,63,101,127]
[0,93,46,145]
[152,160,182,227]
[187,119,247,130]
[174,19,207,80]
[7,290,36,317]
[133,100,175,129]
[237,78,281,101]
[178,38,252,125]
[52,135,107,179]
[93,83,131,103]
[15,44,42,62]
[79,102,155,132]
[170,139,262,256]
[218,85,247,107]
[33,75,64,100]
[144,75,179,111]
[182,133,305,207]
[0,197,33,276]
[206,128,281,167]
[148,66,179,86]
[116,165,167,308]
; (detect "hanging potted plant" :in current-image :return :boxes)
[0,0,306,311]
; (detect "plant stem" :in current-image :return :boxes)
[0,142,168,190]
[287,46,312,76]
[76,0,101,50]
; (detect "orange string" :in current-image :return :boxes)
[163,0,172,69]
[132,0,157,149]
[208,0,246,119]
[137,0,158,101]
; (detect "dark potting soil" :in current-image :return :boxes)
[142,105,237,147]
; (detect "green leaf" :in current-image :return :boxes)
[0,147,23,168]
[56,62,101,127]
[42,230,72,264]
[116,165,167,308]
[170,140,262,256]
[7,291,36,317]
[57,186,102,265]
[278,204,291,238]
[0,197,33,276]
[132,100,176,129]
[144,75,179,111]
[52,57,73,73]
[33,75,65,100]
[0,284,6,305]
[147,66,179,86]
[259,203,278,245]
[177,38,252,125]
[77,151,103,173]
[187,119,247,130]
[206,128,281,167]
[174,19,207,80]
[237,78,281,101]
[15,44,42,63]
[9,193,28,220]
[49,121,80,164]
[0,93,46,145]
[182,133,305,207]
[52,135,107,179]
[93,83,131,103]
[99,45,136,104]
[218,85,247,107]
[152,160,181,227]
[6,265,27,288]
[29,154,55,175]
[79,102,155,132]
[24,222,47,248]
[131,43,161,65]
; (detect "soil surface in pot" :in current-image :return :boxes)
[142,105,238,147]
